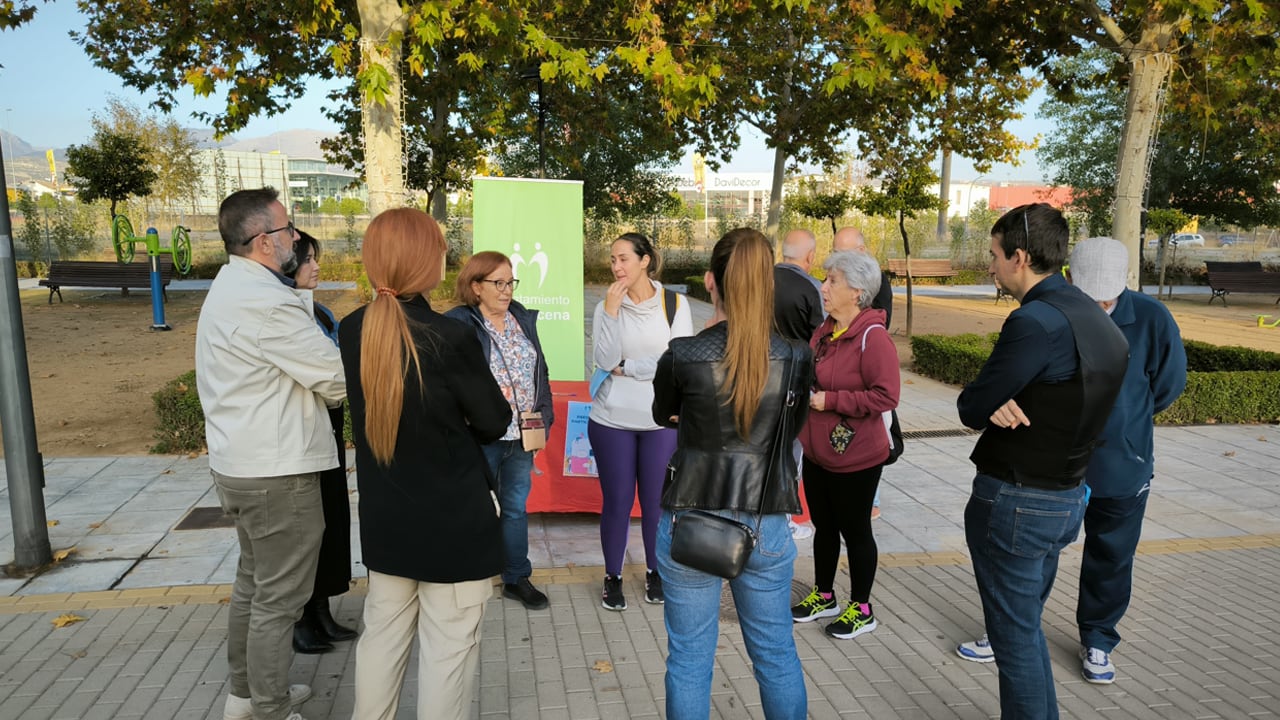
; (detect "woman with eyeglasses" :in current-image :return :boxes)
[791,250,900,641]
[589,232,693,611]
[341,208,511,719]
[284,231,360,654]
[445,251,555,611]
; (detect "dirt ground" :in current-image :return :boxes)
[3,284,1279,458]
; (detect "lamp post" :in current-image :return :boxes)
[517,67,546,179]
[2,108,13,193]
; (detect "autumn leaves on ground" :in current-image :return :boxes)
[3,285,1279,458]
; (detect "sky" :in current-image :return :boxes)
[0,3,1049,184]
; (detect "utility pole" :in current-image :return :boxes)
[0,139,53,571]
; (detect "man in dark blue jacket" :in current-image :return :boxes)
[957,236,1186,689]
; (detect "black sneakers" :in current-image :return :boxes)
[503,577,549,610]
[644,570,664,604]
[601,574,627,611]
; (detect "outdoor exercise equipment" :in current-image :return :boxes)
[111,214,192,331]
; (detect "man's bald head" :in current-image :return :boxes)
[781,228,817,271]
[833,226,867,253]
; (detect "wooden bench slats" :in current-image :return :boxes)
[1205,262,1280,307]
[884,258,957,278]
[39,259,175,305]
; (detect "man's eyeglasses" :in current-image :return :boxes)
[242,222,296,246]
[479,279,519,292]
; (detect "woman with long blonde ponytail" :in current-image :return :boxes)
[651,228,815,719]
[338,208,511,720]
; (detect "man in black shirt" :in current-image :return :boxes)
[833,227,893,330]
[773,228,824,342]
[957,204,1128,720]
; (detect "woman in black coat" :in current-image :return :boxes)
[286,231,359,654]
[340,208,511,719]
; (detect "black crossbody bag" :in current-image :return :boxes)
[669,351,797,579]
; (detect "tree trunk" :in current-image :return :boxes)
[357,0,407,216]
[899,209,913,339]
[765,140,788,241]
[937,147,951,244]
[1111,23,1175,290]
[429,95,449,223]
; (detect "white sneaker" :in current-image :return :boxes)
[224,684,312,720]
[1081,647,1116,684]
[955,633,995,663]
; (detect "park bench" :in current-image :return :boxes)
[1205,260,1280,307]
[39,258,175,305]
[884,258,958,279]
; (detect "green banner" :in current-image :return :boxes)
[472,177,585,381]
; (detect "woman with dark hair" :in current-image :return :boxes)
[589,232,693,610]
[285,231,359,654]
[445,251,555,610]
[792,250,901,641]
[652,228,813,719]
[340,209,511,719]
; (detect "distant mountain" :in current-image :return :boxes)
[224,130,334,158]
[0,129,37,158]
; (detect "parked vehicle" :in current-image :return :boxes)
[1219,234,1243,247]
[1170,233,1206,247]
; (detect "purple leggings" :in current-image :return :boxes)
[588,420,676,576]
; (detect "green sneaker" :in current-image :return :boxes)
[791,587,840,623]
[825,602,877,639]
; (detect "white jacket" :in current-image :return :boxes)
[195,255,347,477]
[590,280,693,430]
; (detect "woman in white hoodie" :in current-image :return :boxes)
[590,233,693,611]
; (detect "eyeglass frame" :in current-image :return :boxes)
[477,278,520,292]
[242,221,297,246]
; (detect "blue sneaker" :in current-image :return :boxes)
[1081,647,1116,684]
[956,633,995,663]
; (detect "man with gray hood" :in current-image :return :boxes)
[957,236,1186,687]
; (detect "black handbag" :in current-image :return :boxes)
[668,349,797,579]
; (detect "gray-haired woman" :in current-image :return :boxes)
[791,250,901,641]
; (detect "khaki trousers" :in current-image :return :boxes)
[351,570,492,720]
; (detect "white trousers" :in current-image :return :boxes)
[351,570,492,720]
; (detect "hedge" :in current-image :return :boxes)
[910,334,1280,424]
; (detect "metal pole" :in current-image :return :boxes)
[537,77,546,180]
[0,137,53,570]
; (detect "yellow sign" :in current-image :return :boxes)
[46,149,56,178]
[1177,216,1199,234]
[692,153,705,187]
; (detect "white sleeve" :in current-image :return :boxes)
[592,301,622,371]
[626,294,694,382]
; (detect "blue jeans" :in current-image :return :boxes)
[658,510,807,720]
[965,473,1085,720]
[482,440,535,584]
[1077,487,1149,652]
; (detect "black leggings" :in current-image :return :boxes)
[803,458,882,603]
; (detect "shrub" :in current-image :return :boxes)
[910,333,1280,424]
[151,371,206,454]
[684,275,709,302]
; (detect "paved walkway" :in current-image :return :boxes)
[3,291,1280,718]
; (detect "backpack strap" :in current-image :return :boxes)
[663,288,678,328]
[860,323,887,351]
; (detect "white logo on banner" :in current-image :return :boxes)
[511,242,550,288]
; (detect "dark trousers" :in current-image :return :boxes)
[802,458,882,602]
[313,406,353,599]
[1077,488,1149,653]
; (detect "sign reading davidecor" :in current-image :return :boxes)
[472,177,585,381]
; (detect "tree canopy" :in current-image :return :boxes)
[64,128,157,220]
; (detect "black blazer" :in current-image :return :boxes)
[339,295,512,583]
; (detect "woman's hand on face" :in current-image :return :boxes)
[809,391,827,412]
[603,280,628,316]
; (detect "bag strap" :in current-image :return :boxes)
[663,288,678,328]
[752,342,798,522]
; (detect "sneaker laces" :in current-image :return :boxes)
[834,603,865,624]
[799,589,828,609]
[1086,648,1109,666]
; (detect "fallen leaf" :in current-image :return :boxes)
[187,452,199,459]
[1259,436,1269,442]
[218,596,231,605]
[1223,450,1236,457]
[88,522,102,529]
[592,660,614,673]
[43,373,56,378]
[47,520,59,527]
[52,613,86,628]
[161,469,174,475]
[66,649,87,659]
[52,546,76,562]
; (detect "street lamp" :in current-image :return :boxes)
[2,108,13,192]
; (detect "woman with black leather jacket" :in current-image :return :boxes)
[651,228,813,720]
